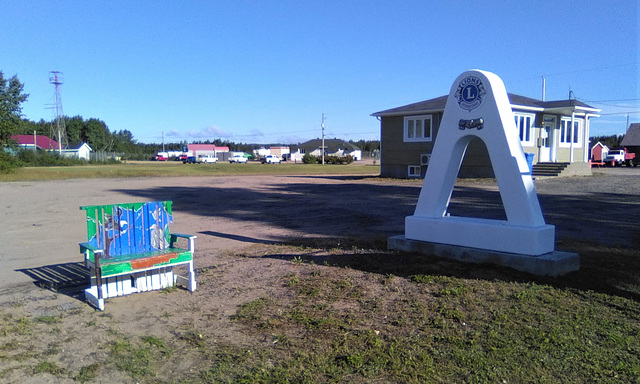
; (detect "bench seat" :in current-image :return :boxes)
[81,245,192,277]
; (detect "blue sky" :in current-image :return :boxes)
[2,1,638,144]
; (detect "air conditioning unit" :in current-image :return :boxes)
[420,154,431,166]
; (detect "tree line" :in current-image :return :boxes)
[589,135,624,150]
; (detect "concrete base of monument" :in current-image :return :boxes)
[405,215,556,256]
[388,235,579,277]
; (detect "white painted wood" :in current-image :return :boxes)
[82,226,197,310]
[406,69,555,256]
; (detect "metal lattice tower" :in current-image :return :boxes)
[49,71,67,152]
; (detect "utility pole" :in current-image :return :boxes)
[627,114,630,133]
[321,113,326,165]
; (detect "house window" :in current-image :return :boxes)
[407,165,422,178]
[514,113,534,145]
[560,118,582,147]
[404,115,433,142]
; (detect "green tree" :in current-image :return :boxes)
[65,115,85,146]
[81,118,110,150]
[0,72,29,145]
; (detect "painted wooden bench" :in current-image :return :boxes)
[79,201,196,310]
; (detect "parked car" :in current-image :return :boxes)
[183,156,197,164]
[229,154,248,163]
[155,154,168,161]
[262,155,281,164]
[197,154,218,164]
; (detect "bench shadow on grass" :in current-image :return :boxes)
[16,262,89,295]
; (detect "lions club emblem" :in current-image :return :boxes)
[455,76,486,112]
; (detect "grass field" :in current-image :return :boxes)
[0,161,380,181]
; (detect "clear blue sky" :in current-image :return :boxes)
[2,1,638,144]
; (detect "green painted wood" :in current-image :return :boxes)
[80,201,192,272]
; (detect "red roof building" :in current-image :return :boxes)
[11,135,60,150]
[186,144,230,154]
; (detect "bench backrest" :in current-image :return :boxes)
[80,201,173,258]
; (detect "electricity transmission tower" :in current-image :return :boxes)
[49,71,67,152]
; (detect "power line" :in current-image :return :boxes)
[581,98,640,103]
[597,111,640,116]
[513,62,639,84]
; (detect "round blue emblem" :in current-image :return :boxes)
[455,76,486,112]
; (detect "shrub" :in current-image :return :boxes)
[302,154,317,164]
[18,149,86,167]
[0,150,20,173]
[324,155,354,164]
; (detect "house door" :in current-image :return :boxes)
[539,127,551,162]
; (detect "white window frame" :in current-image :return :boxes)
[513,113,535,146]
[559,117,583,148]
[404,115,433,142]
[407,165,422,178]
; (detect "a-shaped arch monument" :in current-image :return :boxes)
[389,70,578,276]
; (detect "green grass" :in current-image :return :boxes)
[33,361,66,375]
[34,315,61,324]
[75,363,100,383]
[220,267,640,383]
[1,315,31,336]
[0,161,379,181]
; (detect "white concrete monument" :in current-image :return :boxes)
[390,69,578,276]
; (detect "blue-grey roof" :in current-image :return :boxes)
[372,93,598,116]
[621,123,640,147]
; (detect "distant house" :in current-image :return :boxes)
[185,144,229,157]
[590,141,609,163]
[290,139,362,162]
[11,135,93,160]
[372,94,600,178]
[61,143,93,160]
[270,146,290,158]
[621,123,640,149]
[253,147,271,158]
[252,146,290,159]
[12,135,59,150]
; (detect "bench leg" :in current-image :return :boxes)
[188,260,196,292]
[84,285,106,311]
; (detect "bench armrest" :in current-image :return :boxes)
[79,242,104,256]
[170,233,197,252]
[79,242,104,271]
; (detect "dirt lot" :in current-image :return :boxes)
[0,168,639,382]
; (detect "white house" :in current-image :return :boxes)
[61,143,93,160]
